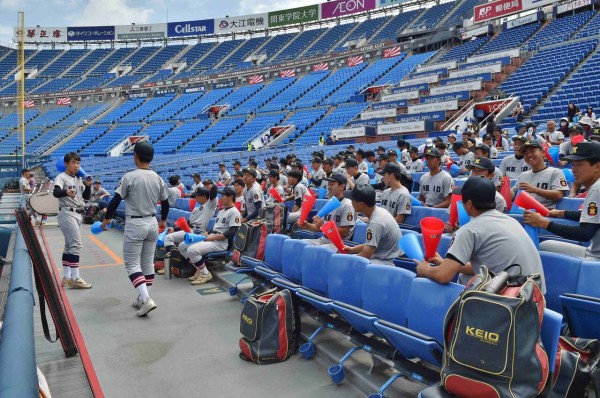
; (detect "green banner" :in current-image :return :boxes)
[268,5,320,28]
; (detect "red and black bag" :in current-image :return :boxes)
[261,203,287,234]
[441,267,548,398]
[169,248,196,278]
[239,289,300,364]
[231,220,269,265]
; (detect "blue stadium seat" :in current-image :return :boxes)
[350,221,367,244]
[540,251,582,314]
[243,234,289,280]
[560,259,600,339]
[272,239,311,291]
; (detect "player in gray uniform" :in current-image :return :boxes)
[332,154,344,173]
[499,135,530,179]
[217,163,232,186]
[19,168,33,210]
[285,170,309,225]
[309,157,327,188]
[301,173,356,251]
[416,177,546,292]
[187,173,203,197]
[344,159,370,190]
[559,125,586,166]
[379,163,412,223]
[319,157,335,188]
[418,148,453,208]
[167,176,182,206]
[473,144,503,189]
[265,170,285,204]
[91,181,110,210]
[525,142,600,259]
[53,153,92,289]
[241,168,263,223]
[356,149,369,174]
[452,142,475,174]
[248,160,262,181]
[187,186,241,285]
[233,178,247,214]
[343,185,402,266]
[102,142,169,316]
[511,140,569,209]
[405,147,424,173]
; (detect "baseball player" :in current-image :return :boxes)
[265,170,285,204]
[217,163,232,186]
[342,185,402,266]
[187,186,241,285]
[473,144,503,190]
[355,149,369,174]
[499,135,530,179]
[510,140,569,209]
[466,157,507,212]
[300,173,355,251]
[482,135,498,159]
[418,148,453,208]
[344,159,370,190]
[102,142,169,317]
[452,142,475,174]
[379,163,412,224]
[167,176,182,206]
[559,125,586,166]
[188,173,203,196]
[232,178,247,213]
[308,157,326,187]
[241,168,263,223]
[248,160,262,181]
[91,181,110,210]
[53,153,92,289]
[332,154,344,173]
[524,141,600,259]
[19,168,33,210]
[285,170,309,225]
[415,177,546,293]
[405,147,424,173]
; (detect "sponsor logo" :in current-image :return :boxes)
[175,24,207,34]
[242,314,253,325]
[466,326,500,344]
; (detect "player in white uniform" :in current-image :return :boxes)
[91,181,110,210]
[466,157,506,212]
[19,168,33,210]
[285,170,309,225]
[188,173,203,196]
[405,147,424,173]
[217,163,232,186]
[473,144,503,190]
[511,140,569,209]
[308,157,327,188]
[301,173,356,251]
[379,163,412,224]
[344,159,370,190]
[482,135,498,159]
[187,187,241,285]
[265,170,285,204]
[241,168,264,222]
[102,142,169,316]
[343,185,402,266]
[499,135,530,179]
[167,176,182,207]
[416,177,545,292]
[53,153,93,289]
[418,148,453,208]
[525,142,600,259]
[355,149,369,174]
[452,142,475,174]
[233,178,246,213]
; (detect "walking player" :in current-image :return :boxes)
[102,142,170,317]
[53,153,93,289]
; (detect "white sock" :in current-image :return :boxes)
[200,267,209,275]
[63,267,71,279]
[135,284,150,303]
[71,267,80,280]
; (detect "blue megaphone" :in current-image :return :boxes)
[448,163,461,178]
[410,195,422,207]
[317,187,327,199]
[399,233,424,261]
[185,233,206,244]
[548,146,560,164]
[91,221,110,235]
[457,201,471,226]
[563,168,575,184]
[157,229,168,247]
[316,196,341,218]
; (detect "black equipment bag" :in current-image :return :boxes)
[169,248,195,278]
[261,203,287,234]
[231,220,269,265]
[239,289,300,364]
[441,266,549,398]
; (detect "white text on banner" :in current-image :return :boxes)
[408,100,458,114]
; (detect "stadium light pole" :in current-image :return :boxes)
[16,11,26,169]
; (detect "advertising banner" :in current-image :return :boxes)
[377,120,430,135]
[420,91,470,104]
[460,57,511,69]
[167,19,214,37]
[467,48,520,64]
[392,83,429,93]
[268,5,320,27]
[381,90,419,102]
[184,87,206,93]
[372,99,408,110]
[460,24,492,40]
[397,111,446,123]
[398,74,439,87]
[442,73,492,85]
[505,12,540,29]
[331,126,367,139]
[321,0,377,19]
[116,23,166,40]
[67,26,115,41]
[416,60,456,73]
[213,81,236,90]
[474,0,554,23]
[430,80,482,95]
[556,0,592,14]
[361,108,397,120]
[408,100,458,114]
[16,27,67,43]
[214,13,268,34]
[448,63,502,78]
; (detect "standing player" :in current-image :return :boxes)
[19,168,33,210]
[53,153,92,289]
[265,170,285,204]
[499,135,530,179]
[187,187,241,285]
[102,142,169,317]
[285,170,309,225]
[241,168,263,223]
[418,148,453,208]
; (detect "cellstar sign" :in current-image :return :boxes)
[321,0,377,19]
[167,20,214,37]
[67,26,115,41]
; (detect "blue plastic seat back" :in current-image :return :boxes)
[406,279,464,343]
[540,251,581,313]
[207,218,215,232]
[300,245,334,296]
[362,265,415,327]
[576,260,600,298]
[351,221,367,243]
[404,207,450,230]
[556,197,584,211]
[541,309,563,373]
[264,234,290,272]
[280,239,310,284]
[313,199,328,212]
[328,254,370,307]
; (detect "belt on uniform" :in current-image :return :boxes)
[60,207,84,214]
[129,214,155,219]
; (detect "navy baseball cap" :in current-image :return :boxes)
[322,157,334,165]
[511,135,527,143]
[287,170,303,180]
[323,172,348,185]
[343,159,359,168]
[466,157,495,173]
[347,185,376,207]
[268,170,280,178]
[242,168,257,178]
[563,142,600,161]
[423,147,442,157]
[474,144,491,157]
[461,176,496,207]
[218,186,236,197]
[520,140,543,152]
[378,163,403,175]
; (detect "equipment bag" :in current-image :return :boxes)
[261,203,288,234]
[441,266,548,398]
[169,248,196,278]
[546,336,600,398]
[239,289,300,364]
[231,220,269,265]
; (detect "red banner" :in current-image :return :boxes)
[248,75,264,84]
[384,47,401,58]
[23,100,35,108]
[347,55,364,67]
[474,0,523,23]
[57,97,71,105]
[279,69,295,78]
[475,99,511,113]
[313,63,329,71]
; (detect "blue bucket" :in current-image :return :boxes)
[299,342,315,359]
[228,286,238,296]
[328,364,345,384]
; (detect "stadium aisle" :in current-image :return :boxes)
[40,222,363,398]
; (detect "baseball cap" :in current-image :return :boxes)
[93,180,101,184]
[377,153,389,161]
[474,144,491,157]
[195,187,210,197]
[387,149,398,156]
[134,141,154,160]
[312,157,322,164]
[232,160,241,166]
[493,126,502,132]
[242,168,257,178]
[347,145,355,150]
[452,142,465,151]
[461,176,496,207]
[365,150,375,158]
[347,185,376,207]
[268,170,280,178]
[192,173,200,178]
[482,134,492,141]
[466,157,495,173]
[356,149,366,156]
[323,157,334,165]
[397,139,407,147]
[287,170,303,180]
[332,154,342,160]
[291,161,303,169]
[590,128,600,141]
[378,163,404,175]
[448,133,457,138]
[520,140,543,153]
[218,162,226,167]
[408,147,419,154]
[563,142,600,161]
[323,172,348,185]
[433,137,444,143]
[203,178,214,185]
[511,135,527,143]
[423,147,442,157]
[525,122,537,129]
[218,186,236,197]
[425,138,433,147]
[378,145,386,152]
[569,125,585,135]
[249,160,258,166]
[343,159,359,168]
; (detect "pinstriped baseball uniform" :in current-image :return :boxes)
[305,197,356,251]
[511,167,569,209]
[187,206,241,264]
[165,197,217,257]
[55,172,87,258]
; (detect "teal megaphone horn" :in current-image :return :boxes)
[316,196,341,218]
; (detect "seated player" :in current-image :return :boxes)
[473,144,503,191]
[452,142,475,174]
[186,187,241,285]
[559,125,586,166]
[232,178,246,213]
[499,135,530,179]
[167,175,182,207]
[344,158,370,189]
[379,163,413,224]
[91,180,110,210]
[300,173,356,251]
[265,170,285,204]
[418,148,453,208]
[511,140,569,210]
[482,134,498,159]
[342,185,402,266]
[405,147,424,173]
[466,157,506,212]
[284,170,309,225]
[308,157,326,188]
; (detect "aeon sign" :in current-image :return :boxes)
[321,0,377,18]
